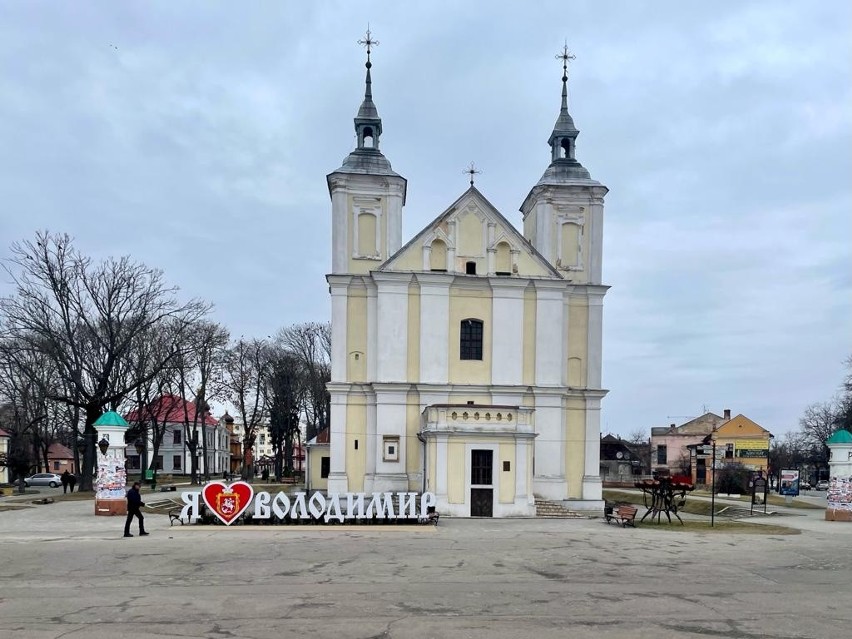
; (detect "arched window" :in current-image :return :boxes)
[430,239,447,271]
[358,212,377,256]
[460,319,483,361]
[363,126,374,148]
[495,241,511,275]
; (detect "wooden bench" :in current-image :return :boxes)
[605,504,637,527]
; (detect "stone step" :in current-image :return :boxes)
[534,498,586,519]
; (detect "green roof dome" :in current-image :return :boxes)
[93,411,129,428]
[826,430,852,445]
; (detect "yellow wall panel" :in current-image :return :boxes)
[523,287,536,385]
[346,290,368,382]
[565,401,585,499]
[448,288,492,384]
[407,285,420,382]
[447,441,466,504]
[567,301,588,387]
[345,399,367,492]
[499,443,516,503]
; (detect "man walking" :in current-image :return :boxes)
[68,473,76,493]
[124,482,148,538]
[61,470,70,494]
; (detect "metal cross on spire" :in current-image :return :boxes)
[556,41,576,80]
[464,162,481,187]
[358,25,379,64]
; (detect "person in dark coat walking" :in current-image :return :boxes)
[124,482,148,538]
[61,471,70,494]
[68,473,77,493]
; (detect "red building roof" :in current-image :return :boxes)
[47,442,74,460]
[0,428,11,438]
[125,394,218,427]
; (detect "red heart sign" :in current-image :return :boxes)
[202,481,254,525]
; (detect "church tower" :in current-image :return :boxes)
[520,47,609,507]
[520,46,607,286]
[327,29,407,276]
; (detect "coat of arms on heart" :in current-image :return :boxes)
[202,481,254,525]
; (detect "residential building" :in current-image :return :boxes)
[599,434,643,483]
[46,443,75,474]
[125,395,230,476]
[692,414,772,485]
[325,44,609,516]
[650,411,728,478]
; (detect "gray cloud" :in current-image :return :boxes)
[0,0,849,437]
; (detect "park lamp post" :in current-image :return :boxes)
[98,437,110,456]
[710,430,717,528]
[134,438,145,482]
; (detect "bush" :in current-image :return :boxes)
[716,464,750,494]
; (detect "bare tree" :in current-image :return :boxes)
[277,323,330,441]
[0,232,209,490]
[221,338,270,481]
[173,320,229,484]
[0,343,50,492]
[265,347,304,481]
[626,428,648,445]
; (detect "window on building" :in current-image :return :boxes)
[260,434,266,444]
[320,457,330,479]
[465,261,477,275]
[127,455,141,470]
[460,319,483,360]
[725,443,734,459]
[656,445,667,465]
[154,455,164,470]
[53,461,60,471]
[430,239,448,271]
[173,455,182,471]
[383,436,400,462]
[471,450,493,485]
[173,429,181,445]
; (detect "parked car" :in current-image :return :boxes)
[816,480,830,491]
[799,480,812,490]
[23,473,64,488]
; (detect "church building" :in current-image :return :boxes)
[323,37,609,517]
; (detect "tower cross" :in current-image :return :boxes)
[358,26,379,63]
[556,42,576,80]
[464,162,481,187]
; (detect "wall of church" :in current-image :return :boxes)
[345,399,367,492]
[565,399,586,499]
[447,441,465,504]
[406,282,421,382]
[447,287,492,385]
[567,299,588,387]
[499,442,516,503]
[346,287,368,382]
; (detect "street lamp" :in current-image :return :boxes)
[710,430,717,528]
[98,437,110,456]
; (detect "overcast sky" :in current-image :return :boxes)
[1,1,850,438]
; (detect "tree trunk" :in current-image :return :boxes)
[79,405,101,492]
[201,423,209,482]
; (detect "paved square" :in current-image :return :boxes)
[1,499,851,638]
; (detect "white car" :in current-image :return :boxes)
[816,480,830,491]
[24,473,64,488]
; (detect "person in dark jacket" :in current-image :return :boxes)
[124,482,148,537]
[68,473,77,493]
[61,470,70,494]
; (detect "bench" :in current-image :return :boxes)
[418,506,440,526]
[605,504,637,527]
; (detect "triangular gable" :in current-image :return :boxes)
[715,414,770,438]
[380,186,562,278]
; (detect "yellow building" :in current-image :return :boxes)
[323,43,608,516]
[713,414,772,474]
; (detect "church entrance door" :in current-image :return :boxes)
[470,449,493,517]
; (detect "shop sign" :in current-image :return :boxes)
[180,481,437,526]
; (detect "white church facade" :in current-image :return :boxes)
[322,41,609,517]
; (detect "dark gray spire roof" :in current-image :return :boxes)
[329,31,402,179]
[536,48,595,185]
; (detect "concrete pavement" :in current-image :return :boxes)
[1,496,851,639]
